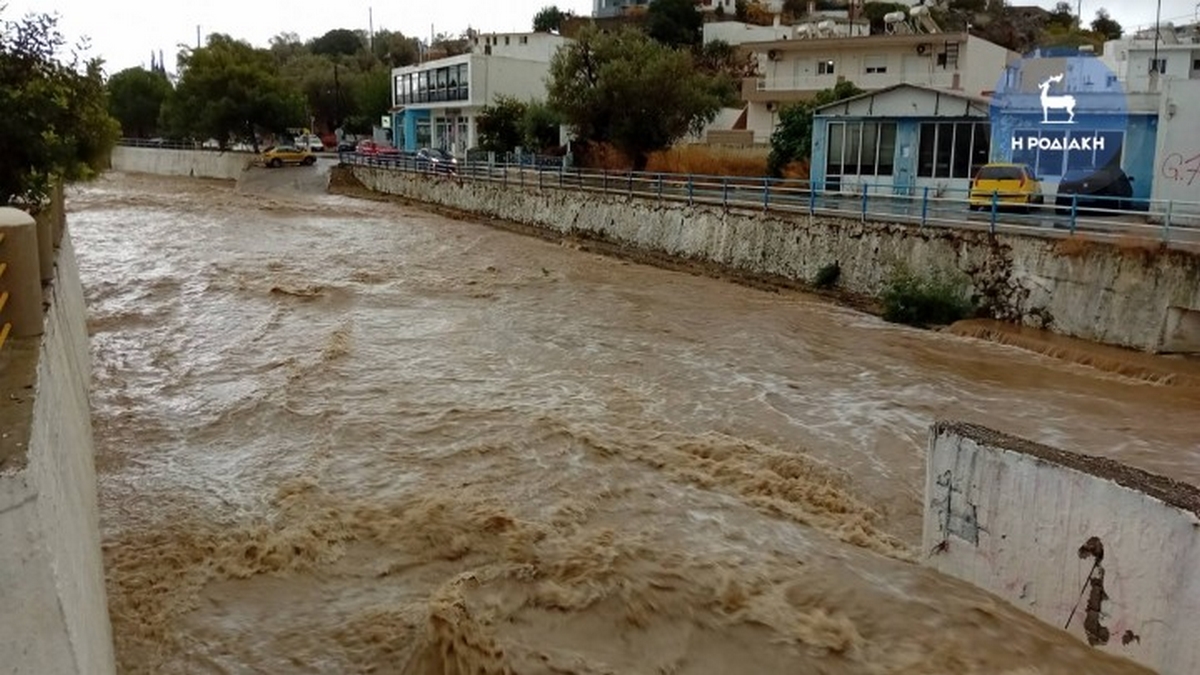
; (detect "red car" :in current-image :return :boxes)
[355,140,400,156]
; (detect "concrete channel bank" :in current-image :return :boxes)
[348,165,1200,354]
[110,145,252,180]
[926,422,1200,674]
[0,193,116,673]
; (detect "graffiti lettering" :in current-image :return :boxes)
[1161,152,1200,186]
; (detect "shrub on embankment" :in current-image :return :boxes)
[880,265,977,328]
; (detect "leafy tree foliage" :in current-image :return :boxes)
[431,32,470,57]
[861,2,909,34]
[522,100,563,152]
[0,10,118,205]
[533,5,571,33]
[371,29,420,67]
[476,96,563,154]
[1047,0,1076,30]
[310,28,363,57]
[477,96,527,153]
[646,0,704,48]
[1090,8,1122,40]
[767,80,863,177]
[547,26,726,169]
[107,67,172,138]
[160,34,305,150]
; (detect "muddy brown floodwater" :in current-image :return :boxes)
[72,170,1197,674]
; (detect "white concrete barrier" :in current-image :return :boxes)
[0,229,116,674]
[923,421,1200,675]
[110,145,253,180]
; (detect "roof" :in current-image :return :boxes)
[813,83,990,115]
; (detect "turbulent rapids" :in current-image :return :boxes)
[72,169,1197,674]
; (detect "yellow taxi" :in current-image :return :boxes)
[260,145,316,168]
[968,163,1044,211]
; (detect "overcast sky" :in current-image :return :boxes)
[5,0,1198,73]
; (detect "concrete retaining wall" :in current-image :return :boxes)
[349,166,1200,353]
[111,145,252,180]
[0,213,116,672]
[923,421,1200,675]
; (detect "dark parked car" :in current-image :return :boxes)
[416,147,458,174]
[1055,166,1134,214]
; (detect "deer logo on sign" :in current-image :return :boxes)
[1039,74,1076,124]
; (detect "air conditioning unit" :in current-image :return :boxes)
[767,49,780,61]
[916,43,933,56]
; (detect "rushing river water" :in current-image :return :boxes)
[70,170,1197,674]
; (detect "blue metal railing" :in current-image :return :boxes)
[338,151,1200,250]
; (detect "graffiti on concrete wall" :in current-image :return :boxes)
[1160,151,1200,187]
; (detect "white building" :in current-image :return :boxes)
[390,32,571,154]
[738,28,1015,143]
[593,0,650,18]
[1100,24,1200,92]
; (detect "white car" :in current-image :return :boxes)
[295,136,325,152]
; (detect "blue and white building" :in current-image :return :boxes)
[390,32,570,154]
[808,45,1170,202]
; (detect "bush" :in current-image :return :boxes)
[880,266,975,328]
[813,261,840,289]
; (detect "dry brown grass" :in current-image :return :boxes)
[645,145,769,177]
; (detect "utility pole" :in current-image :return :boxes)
[369,7,374,52]
[1153,0,1162,74]
[196,25,201,49]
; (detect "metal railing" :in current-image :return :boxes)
[340,151,1200,250]
[117,138,260,153]
[0,231,10,352]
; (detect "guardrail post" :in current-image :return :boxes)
[657,173,663,202]
[687,176,694,206]
[628,171,633,198]
[538,166,542,190]
[559,163,564,188]
[603,169,608,194]
[860,184,869,223]
[920,186,930,228]
[0,208,45,338]
[520,163,525,188]
[722,177,729,208]
[1069,194,1078,234]
[990,191,998,234]
[808,182,816,215]
[503,162,508,187]
[763,177,770,212]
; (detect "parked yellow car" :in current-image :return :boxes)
[260,145,316,168]
[968,163,1044,211]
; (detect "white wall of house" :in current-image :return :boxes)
[703,21,792,45]
[1151,78,1200,221]
[469,32,571,62]
[961,35,1017,96]
[1101,39,1200,92]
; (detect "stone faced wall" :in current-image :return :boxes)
[350,166,1200,353]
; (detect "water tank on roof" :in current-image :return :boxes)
[910,5,930,17]
[884,11,906,23]
[817,19,835,33]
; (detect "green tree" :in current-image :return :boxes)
[107,67,173,138]
[1047,0,1075,29]
[431,32,470,57]
[861,2,909,34]
[160,34,305,150]
[476,96,527,153]
[533,5,570,33]
[351,67,392,126]
[767,80,863,177]
[0,10,118,205]
[310,28,363,57]
[522,100,563,152]
[646,0,704,48]
[1090,8,1122,40]
[371,29,420,67]
[547,26,726,169]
